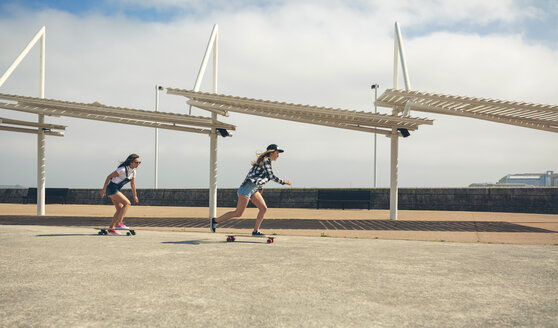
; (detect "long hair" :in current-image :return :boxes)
[251,150,274,168]
[118,154,139,168]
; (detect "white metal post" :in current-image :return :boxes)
[192,24,220,219]
[209,119,218,219]
[371,84,379,188]
[389,127,398,220]
[208,26,219,219]
[0,26,47,215]
[388,22,413,221]
[374,86,378,188]
[192,24,219,219]
[154,85,160,189]
[37,28,46,215]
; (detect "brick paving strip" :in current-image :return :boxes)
[0,215,553,233]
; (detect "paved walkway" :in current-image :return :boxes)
[1,224,557,327]
[1,204,557,245]
[1,204,557,327]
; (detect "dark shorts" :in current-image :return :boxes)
[106,182,121,197]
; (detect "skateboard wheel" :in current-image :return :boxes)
[226,236,231,242]
[267,238,272,244]
[98,231,103,235]
[130,230,136,235]
[231,236,236,241]
[126,232,131,236]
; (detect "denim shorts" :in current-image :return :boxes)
[237,180,259,199]
[105,182,121,196]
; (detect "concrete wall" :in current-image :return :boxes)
[1,187,557,214]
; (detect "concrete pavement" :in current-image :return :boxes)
[1,204,557,327]
[1,224,557,327]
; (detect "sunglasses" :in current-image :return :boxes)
[133,161,141,164]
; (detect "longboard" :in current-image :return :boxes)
[95,227,136,236]
[226,234,275,244]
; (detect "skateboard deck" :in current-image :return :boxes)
[225,234,275,244]
[95,227,136,236]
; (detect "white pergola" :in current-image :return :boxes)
[0,91,236,216]
[0,26,235,215]
[168,23,435,221]
[376,88,558,133]
[167,88,432,136]
[0,23,436,221]
[5,22,555,221]
[0,93,235,135]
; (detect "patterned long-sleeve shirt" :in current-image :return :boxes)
[245,158,285,187]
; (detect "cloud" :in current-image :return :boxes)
[0,1,557,189]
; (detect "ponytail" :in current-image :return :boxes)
[251,150,274,168]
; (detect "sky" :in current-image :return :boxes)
[0,0,557,189]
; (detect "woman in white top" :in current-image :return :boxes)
[99,154,141,234]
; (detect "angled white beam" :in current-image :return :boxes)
[0,27,46,88]
[394,22,412,93]
[194,24,219,93]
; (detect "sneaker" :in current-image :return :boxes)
[210,218,217,233]
[116,223,129,229]
[252,230,265,236]
[108,229,121,235]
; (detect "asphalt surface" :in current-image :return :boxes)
[1,224,557,327]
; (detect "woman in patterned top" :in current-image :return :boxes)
[211,144,292,236]
[99,154,141,235]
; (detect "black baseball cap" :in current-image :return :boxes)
[266,144,284,153]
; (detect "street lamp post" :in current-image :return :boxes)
[371,84,379,188]
[155,85,163,189]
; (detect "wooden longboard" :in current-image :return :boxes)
[225,234,275,243]
[95,227,136,236]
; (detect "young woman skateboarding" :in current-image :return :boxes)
[211,144,292,236]
[99,154,141,235]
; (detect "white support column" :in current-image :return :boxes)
[388,22,412,221]
[154,85,160,189]
[37,28,46,216]
[389,127,398,220]
[208,25,219,219]
[209,115,218,219]
[192,24,219,219]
